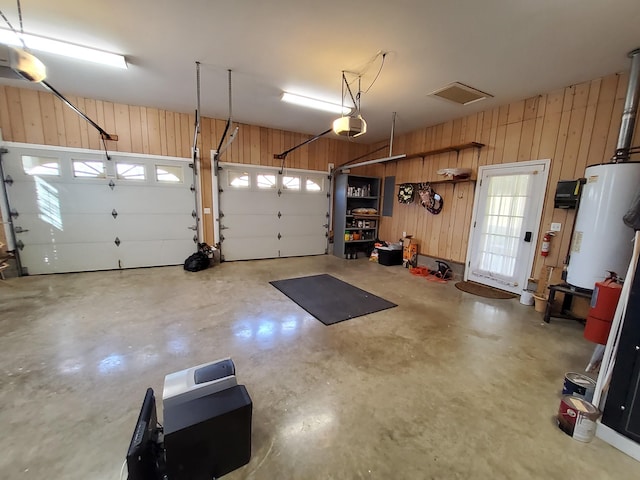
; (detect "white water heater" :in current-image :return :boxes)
[567,162,640,289]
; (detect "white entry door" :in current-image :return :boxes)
[465,160,550,294]
[216,163,328,261]
[1,143,197,274]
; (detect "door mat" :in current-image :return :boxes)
[455,281,517,299]
[270,274,396,325]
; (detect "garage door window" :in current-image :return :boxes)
[257,174,276,189]
[73,160,105,178]
[22,155,60,176]
[283,176,300,190]
[306,177,323,192]
[229,171,250,188]
[156,165,183,183]
[116,163,146,180]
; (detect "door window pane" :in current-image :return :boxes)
[257,174,276,189]
[22,155,60,176]
[229,171,249,188]
[478,174,530,278]
[156,165,183,183]
[73,160,105,178]
[306,177,323,192]
[116,163,146,180]
[283,176,300,190]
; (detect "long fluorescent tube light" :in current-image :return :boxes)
[282,92,351,115]
[0,28,127,69]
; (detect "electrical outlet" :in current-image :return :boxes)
[550,222,561,232]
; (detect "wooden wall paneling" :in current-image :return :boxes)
[19,89,44,145]
[508,100,525,124]
[492,124,508,165]
[38,91,58,146]
[250,125,260,165]
[83,98,101,150]
[139,107,150,154]
[74,98,90,149]
[574,98,599,177]
[260,127,269,165]
[173,113,183,157]
[129,106,143,153]
[523,96,539,121]
[102,102,118,154]
[572,81,591,110]
[530,96,548,160]
[165,111,176,157]
[517,118,536,161]
[146,108,162,155]
[503,122,523,162]
[181,113,193,158]
[52,94,68,146]
[560,104,587,180]
[540,95,573,267]
[6,87,26,143]
[62,95,83,148]
[113,103,132,152]
[586,74,618,165]
[497,105,509,126]
[158,110,168,156]
[0,87,13,140]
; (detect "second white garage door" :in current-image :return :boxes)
[216,163,329,261]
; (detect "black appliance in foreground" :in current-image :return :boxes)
[127,388,164,478]
[602,258,640,441]
[126,386,252,479]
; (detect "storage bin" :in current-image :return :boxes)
[377,248,403,266]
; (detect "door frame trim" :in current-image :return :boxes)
[464,159,551,292]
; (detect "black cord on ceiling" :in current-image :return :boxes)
[363,52,386,94]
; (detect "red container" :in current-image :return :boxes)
[584,279,622,345]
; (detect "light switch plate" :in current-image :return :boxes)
[550,222,561,232]
[204,207,211,214]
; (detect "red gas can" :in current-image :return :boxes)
[584,278,622,345]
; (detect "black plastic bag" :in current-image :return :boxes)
[184,251,209,272]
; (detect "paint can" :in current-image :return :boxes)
[562,372,597,402]
[557,395,601,442]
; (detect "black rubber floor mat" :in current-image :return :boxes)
[270,274,397,325]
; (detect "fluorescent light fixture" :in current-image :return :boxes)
[0,28,127,69]
[282,92,351,115]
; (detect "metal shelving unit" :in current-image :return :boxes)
[333,174,381,258]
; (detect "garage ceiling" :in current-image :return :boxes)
[0,0,639,143]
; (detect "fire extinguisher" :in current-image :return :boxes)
[541,231,555,257]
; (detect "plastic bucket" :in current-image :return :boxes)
[533,295,547,313]
[520,291,535,305]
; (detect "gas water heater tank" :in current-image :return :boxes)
[566,162,640,290]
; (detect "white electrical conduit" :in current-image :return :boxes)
[592,230,640,408]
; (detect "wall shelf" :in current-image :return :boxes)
[404,142,484,161]
[396,178,476,186]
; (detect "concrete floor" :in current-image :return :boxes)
[1,255,639,480]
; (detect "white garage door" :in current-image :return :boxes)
[216,163,328,261]
[0,143,197,274]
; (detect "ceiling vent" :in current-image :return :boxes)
[428,82,492,105]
